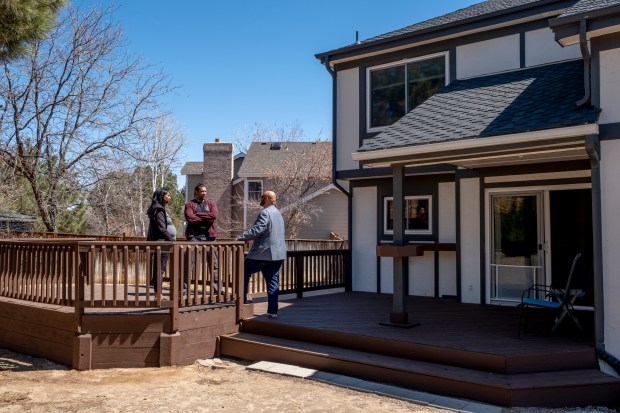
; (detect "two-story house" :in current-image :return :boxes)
[316,0,620,372]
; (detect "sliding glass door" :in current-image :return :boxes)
[490,193,544,303]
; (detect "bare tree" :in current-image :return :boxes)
[234,139,332,238]
[233,120,311,154]
[0,5,172,232]
[126,112,187,195]
[265,140,331,238]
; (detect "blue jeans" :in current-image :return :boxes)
[244,258,283,314]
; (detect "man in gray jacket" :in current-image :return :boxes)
[237,190,286,317]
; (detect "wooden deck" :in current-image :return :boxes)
[220,291,620,408]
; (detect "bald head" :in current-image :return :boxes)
[260,191,277,207]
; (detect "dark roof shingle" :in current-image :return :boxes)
[180,162,203,175]
[360,59,600,152]
[318,0,558,58]
[557,0,620,18]
[238,141,331,176]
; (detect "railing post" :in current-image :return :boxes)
[74,242,84,334]
[236,244,245,322]
[169,243,180,333]
[295,253,304,298]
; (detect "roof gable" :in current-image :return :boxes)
[359,59,600,153]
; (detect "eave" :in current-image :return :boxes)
[351,124,598,169]
[550,6,620,45]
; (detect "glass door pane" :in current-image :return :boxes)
[490,194,543,302]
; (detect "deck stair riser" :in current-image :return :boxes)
[240,319,597,375]
[219,332,620,408]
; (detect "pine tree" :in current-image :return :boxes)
[0,0,66,60]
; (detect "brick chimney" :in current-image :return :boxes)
[202,139,233,238]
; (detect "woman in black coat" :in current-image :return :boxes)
[147,187,176,294]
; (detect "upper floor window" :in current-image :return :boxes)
[247,180,263,202]
[368,53,447,131]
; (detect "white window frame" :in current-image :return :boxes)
[366,51,449,133]
[243,179,264,227]
[246,180,263,202]
[384,195,433,235]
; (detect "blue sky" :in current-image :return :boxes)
[75,1,480,170]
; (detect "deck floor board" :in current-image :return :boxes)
[248,291,593,357]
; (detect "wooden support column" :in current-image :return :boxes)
[72,333,92,370]
[159,332,181,367]
[382,164,417,327]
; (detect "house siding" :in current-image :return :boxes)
[296,189,348,240]
[185,174,203,203]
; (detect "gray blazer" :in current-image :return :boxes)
[238,205,287,261]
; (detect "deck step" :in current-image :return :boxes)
[240,318,597,375]
[220,332,620,408]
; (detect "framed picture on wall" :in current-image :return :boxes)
[384,195,432,235]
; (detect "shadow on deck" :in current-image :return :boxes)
[220,291,620,408]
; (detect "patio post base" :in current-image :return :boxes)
[379,312,420,328]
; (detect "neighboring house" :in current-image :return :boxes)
[316,0,620,369]
[0,212,37,231]
[181,140,348,240]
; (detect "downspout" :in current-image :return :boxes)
[576,18,592,107]
[585,135,620,376]
[324,56,350,198]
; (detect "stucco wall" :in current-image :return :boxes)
[456,34,520,79]
[336,68,360,172]
[438,182,457,297]
[600,139,620,357]
[352,186,377,292]
[599,47,620,124]
[525,28,581,67]
[459,177,481,303]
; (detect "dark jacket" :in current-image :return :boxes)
[147,202,174,241]
[184,198,218,240]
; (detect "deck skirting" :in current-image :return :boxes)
[0,298,239,370]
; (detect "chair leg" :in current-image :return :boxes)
[552,304,584,333]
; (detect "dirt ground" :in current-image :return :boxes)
[0,347,616,413]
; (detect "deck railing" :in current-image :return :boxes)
[1,238,350,313]
[246,249,348,298]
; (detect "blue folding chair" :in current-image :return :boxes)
[518,253,584,337]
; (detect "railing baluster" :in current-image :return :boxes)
[134,246,140,306]
[89,245,96,307]
[123,246,129,306]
